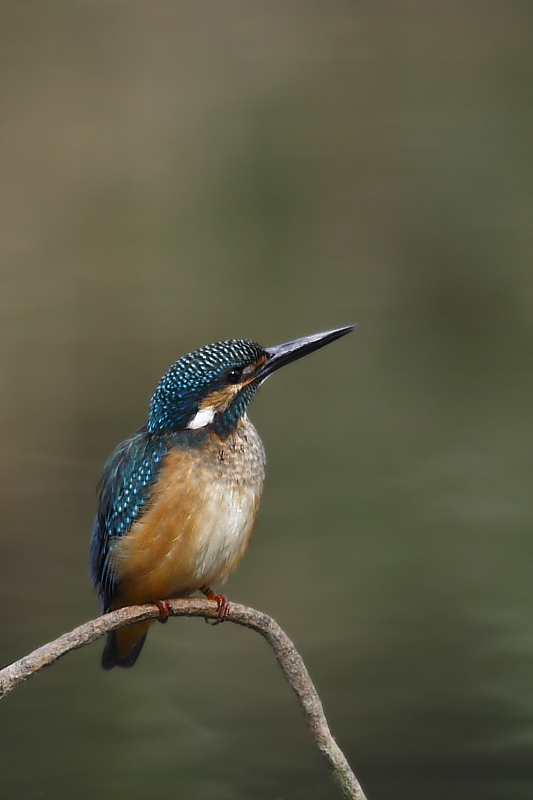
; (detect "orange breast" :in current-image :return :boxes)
[110,421,265,608]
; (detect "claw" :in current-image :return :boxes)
[200,585,230,625]
[154,599,172,623]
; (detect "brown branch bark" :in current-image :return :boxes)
[0,599,368,800]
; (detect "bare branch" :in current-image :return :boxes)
[0,599,368,800]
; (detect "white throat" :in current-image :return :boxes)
[187,406,216,430]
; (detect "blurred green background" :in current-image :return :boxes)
[1,3,532,799]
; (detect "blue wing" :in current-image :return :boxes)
[90,427,169,611]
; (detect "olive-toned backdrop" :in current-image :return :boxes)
[2,4,532,799]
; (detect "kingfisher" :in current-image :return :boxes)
[91,326,354,669]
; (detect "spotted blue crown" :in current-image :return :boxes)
[148,339,266,434]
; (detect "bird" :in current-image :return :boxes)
[90,325,354,669]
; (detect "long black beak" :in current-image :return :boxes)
[253,325,355,383]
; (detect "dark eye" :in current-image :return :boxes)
[227,368,243,384]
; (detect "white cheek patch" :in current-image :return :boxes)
[187,406,216,430]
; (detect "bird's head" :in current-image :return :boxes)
[148,326,354,436]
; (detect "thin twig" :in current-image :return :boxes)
[0,599,368,800]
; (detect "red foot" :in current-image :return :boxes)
[154,599,173,623]
[200,585,230,625]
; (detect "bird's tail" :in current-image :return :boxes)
[101,620,154,670]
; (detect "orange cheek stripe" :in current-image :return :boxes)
[198,386,240,413]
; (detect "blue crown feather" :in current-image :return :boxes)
[148,339,265,433]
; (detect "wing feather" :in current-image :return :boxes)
[90,427,168,611]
